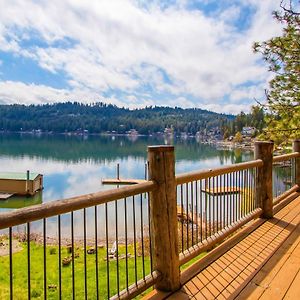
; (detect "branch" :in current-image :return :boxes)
[280,0,300,15]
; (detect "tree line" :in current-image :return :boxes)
[0,102,235,135]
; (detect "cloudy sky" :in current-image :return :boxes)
[0,0,285,114]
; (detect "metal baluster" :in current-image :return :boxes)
[83,209,87,300]
[205,178,208,240]
[115,200,120,296]
[27,223,31,300]
[195,180,199,244]
[200,179,203,242]
[140,194,145,279]
[58,216,62,299]
[180,185,184,252]
[124,197,129,290]
[186,183,189,248]
[71,212,75,299]
[43,219,47,300]
[133,195,138,285]
[94,206,99,300]
[105,203,110,299]
[208,178,212,237]
[9,227,13,300]
[147,193,153,273]
[191,182,194,246]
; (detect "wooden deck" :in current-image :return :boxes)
[147,194,300,300]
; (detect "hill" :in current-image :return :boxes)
[0,102,234,135]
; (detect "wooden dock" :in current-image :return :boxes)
[101,178,146,185]
[0,171,43,196]
[0,193,14,200]
[202,186,241,195]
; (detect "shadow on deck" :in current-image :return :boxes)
[145,193,300,300]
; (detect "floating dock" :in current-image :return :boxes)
[0,171,43,197]
[101,178,146,185]
[0,193,14,200]
[202,186,241,196]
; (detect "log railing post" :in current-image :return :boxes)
[254,141,274,218]
[147,145,180,292]
[293,139,300,191]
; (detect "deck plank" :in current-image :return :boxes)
[283,267,300,299]
[236,231,300,298]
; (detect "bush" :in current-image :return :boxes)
[49,247,56,255]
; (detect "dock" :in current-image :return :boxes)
[202,186,241,195]
[0,193,14,200]
[0,171,43,196]
[101,178,146,185]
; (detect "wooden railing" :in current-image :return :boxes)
[0,140,299,299]
[146,140,300,293]
[0,181,159,299]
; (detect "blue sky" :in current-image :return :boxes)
[0,0,285,114]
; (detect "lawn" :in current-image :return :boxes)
[0,240,151,299]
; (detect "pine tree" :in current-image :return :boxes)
[254,1,300,145]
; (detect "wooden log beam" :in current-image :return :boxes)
[176,160,263,185]
[148,145,180,292]
[293,140,300,192]
[0,181,156,230]
[255,141,274,219]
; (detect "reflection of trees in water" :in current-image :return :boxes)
[0,133,239,163]
[218,148,253,166]
[0,192,42,210]
[273,161,295,197]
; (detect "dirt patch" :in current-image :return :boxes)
[0,239,23,256]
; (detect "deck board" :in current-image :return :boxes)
[236,223,300,299]
[162,194,300,300]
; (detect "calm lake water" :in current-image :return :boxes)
[0,133,254,210]
[0,133,254,239]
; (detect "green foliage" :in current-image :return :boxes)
[254,2,300,145]
[0,102,233,135]
[234,132,243,143]
[222,105,265,138]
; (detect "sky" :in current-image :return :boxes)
[0,0,286,114]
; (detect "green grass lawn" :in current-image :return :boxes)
[0,241,151,299]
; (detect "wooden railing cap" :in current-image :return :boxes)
[148,145,174,152]
[254,140,274,145]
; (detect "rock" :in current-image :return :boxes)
[48,284,57,290]
[87,247,96,254]
[62,257,72,266]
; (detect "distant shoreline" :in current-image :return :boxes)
[0,130,256,152]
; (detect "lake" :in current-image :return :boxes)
[0,133,255,239]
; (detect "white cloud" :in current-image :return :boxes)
[0,81,96,104]
[0,0,283,112]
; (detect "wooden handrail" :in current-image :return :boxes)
[111,270,161,300]
[0,181,157,230]
[273,185,299,206]
[273,152,300,163]
[176,159,263,185]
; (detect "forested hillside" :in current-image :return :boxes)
[0,102,234,135]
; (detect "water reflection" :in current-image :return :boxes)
[0,192,42,209]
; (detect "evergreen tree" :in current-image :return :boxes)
[253,1,300,145]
